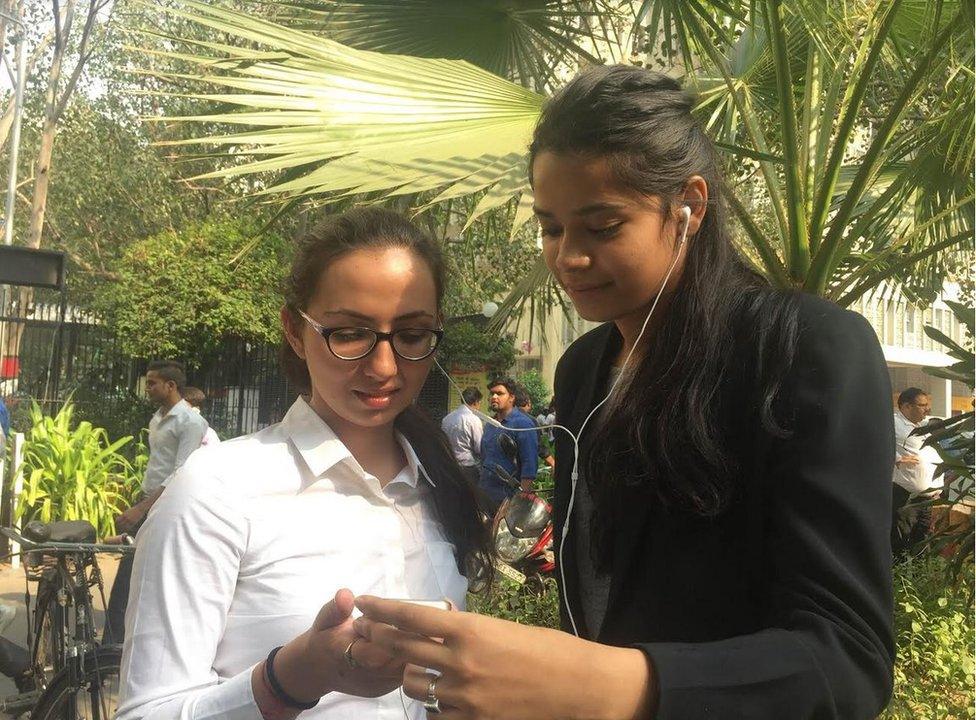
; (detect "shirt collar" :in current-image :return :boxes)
[155,399,192,422]
[281,397,431,488]
[501,408,526,425]
[894,410,918,429]
[282,398,355,478]
[393,432,426,488]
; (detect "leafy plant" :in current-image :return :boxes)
[70,384,154,455]
[468,575,560,628]
[273,0,608,88]
[516,369,551,414]
[14,401,138,539]
[95,215,291,360]
[439,320,517,378]
[119,428,150,511]
[882,555,975,719]
[138,0,972,323]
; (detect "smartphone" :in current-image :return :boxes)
[395,599,451,611]
[351,597,451,620]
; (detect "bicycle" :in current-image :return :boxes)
[0,520,134,719]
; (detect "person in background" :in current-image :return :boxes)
[536,399,557,444]
[891,387,939,556]
[517,385,555,471]
[440,386,484,486]
[479,377,538,511]
[514,384,533,416]
[104,360,208,644]
[182,386,221,446]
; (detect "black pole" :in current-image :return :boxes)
[48,282,67,406]
[236,342,246,437]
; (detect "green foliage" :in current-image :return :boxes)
[145,0,973,323]
[439,320,517,378]
[275,0,606,88]
[515,369,550,414]
[430,198,546,320]
[882,556,975,720]
[96,216,291,361]
[70,383,154,456]
[24,97,210,304]
[468,575,560,629]
[122,430,151,510]
[14,402,138,539]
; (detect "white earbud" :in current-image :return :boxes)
[679,205,692,245]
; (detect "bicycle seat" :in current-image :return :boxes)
[23,520,97,544]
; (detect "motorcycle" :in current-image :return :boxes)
[469,433,555,591]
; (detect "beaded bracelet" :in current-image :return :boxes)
[264,646,319,710]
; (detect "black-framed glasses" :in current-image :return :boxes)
[298,310,444,361]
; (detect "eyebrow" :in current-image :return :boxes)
[533,202,628,218]
[319,308,435,322]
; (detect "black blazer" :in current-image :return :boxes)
[553,292,894,719]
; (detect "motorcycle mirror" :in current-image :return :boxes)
[493,464,520,490]
[498,433,519,463]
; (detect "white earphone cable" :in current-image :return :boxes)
[434,207,692,637]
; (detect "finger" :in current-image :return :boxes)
[402,664,432,701]
[354,618,451,670]
[396,679,464,720]
[355,596,460,639]
[312,588,355,631]
[403,664,461,712]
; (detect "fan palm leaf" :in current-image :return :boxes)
[269,0,611,89]
[133,0,545,221]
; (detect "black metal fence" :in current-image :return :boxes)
[1,288,450,442]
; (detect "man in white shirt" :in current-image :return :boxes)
[440,386,484,485]
[892,387,938,556]
[105,360,208,644]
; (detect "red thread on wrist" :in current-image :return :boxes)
[256,661,294,720]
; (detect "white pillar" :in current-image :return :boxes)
[929,377,953,418]
[8,432,23,569]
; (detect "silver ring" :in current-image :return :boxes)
[423,676,441,714]
[343,639,360,669]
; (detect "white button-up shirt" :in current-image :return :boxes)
[116,398,468,720]
[440,404,483,467]
[892,410,941,494]
[142,399,209,494]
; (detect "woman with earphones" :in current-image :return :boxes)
[355,66,894,719]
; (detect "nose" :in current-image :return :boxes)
[554,230,592,275]
[362,337,398,381]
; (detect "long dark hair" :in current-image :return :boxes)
[530,65,799,568]
[280,206,492,581]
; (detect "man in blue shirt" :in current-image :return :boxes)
[479,377,539,511]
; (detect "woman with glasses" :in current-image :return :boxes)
[116,207,491,720]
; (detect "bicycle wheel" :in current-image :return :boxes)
[29,645,122,720]
[31,585,66,690]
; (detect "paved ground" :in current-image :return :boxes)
[0,555,121,718]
